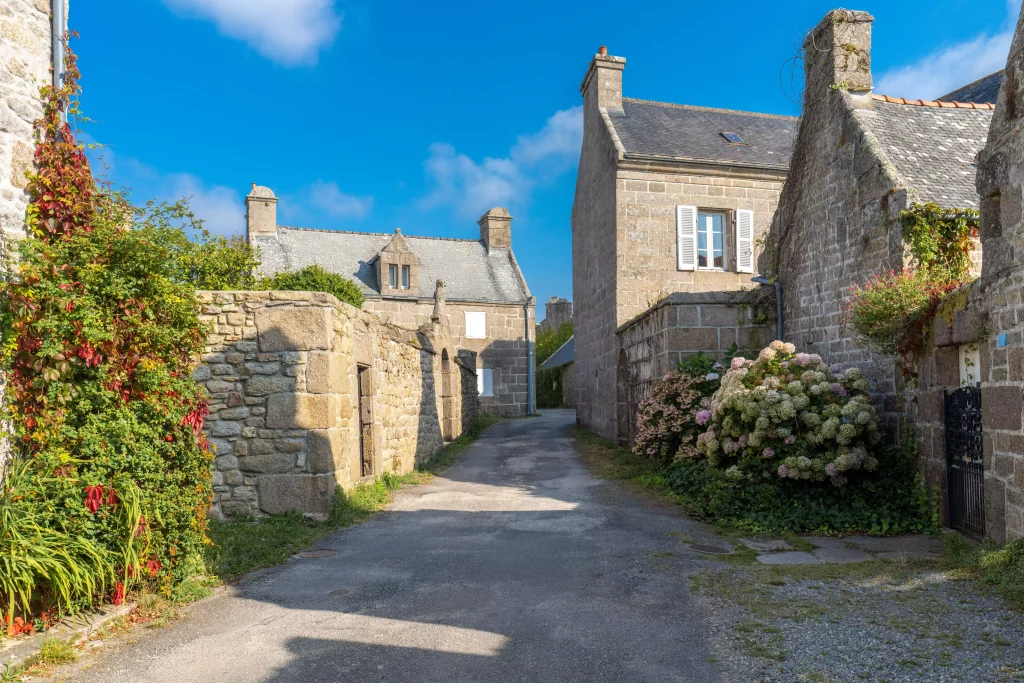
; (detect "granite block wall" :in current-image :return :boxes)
[195,291,477,519]
[616,291,775,444]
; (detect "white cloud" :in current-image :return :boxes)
[875,0,1021,100]
[307,180,373,219]
[162,0,341,66]
[88,148,245,237]
[421,106,583,219]
[277,180,373,226]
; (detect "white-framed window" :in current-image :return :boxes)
[476,368,494,397]
[697,211,726,270]
[401,265,410,289]
[388,264,398,288]
[465,311,487,339]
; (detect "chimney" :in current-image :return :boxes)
[580,45,625,112]
[803,10,874,98]
[245,183,278,241]
[478,207,512,252]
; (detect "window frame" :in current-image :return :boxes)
[388,264,398,289]
[696,210,728,271]
[401,265,410,289]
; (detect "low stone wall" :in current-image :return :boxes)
[196,291,477,519]
[615,290,775,444]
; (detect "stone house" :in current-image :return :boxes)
[195,288,478,519]
[246,186,535,417]
[761,9,994,434]
[571,47,796,441]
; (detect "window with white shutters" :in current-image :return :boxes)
[465,312,487,339]
[736,209,754,273]
[676,205,698,271]
[476,368,494,397]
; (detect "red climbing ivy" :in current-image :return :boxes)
[0,41,214,621]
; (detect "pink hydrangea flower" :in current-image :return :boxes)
[784,435,797,445]
[793,353,810,365]
[762,447,775,458]
[695,409,712,425]
[830,383,847,396]
[730,357,747,370]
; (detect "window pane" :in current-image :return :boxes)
[697,217,708,267]
[466,312,487,339]
[401,265,410,289]
[388,265,397,288]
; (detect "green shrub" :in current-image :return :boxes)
[536,321,573,366]
[665,440,933,535]
[697,341,882,486]
[156,220,261,290]
[633,370,718,467]
[257,264,364,308]
[0,46,213,622]
[536,366,565,409]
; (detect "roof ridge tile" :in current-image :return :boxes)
[871,93,995,110]
[621,97,798,120]
[277,225,482,243]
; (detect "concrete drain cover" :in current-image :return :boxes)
[297,549,337,559]
[689,544,732,555]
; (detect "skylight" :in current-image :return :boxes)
[721,132,745,144]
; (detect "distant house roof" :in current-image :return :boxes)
[539,336,574,370]
[253,228,530,304]
[939,71,1004,105]
[857,97,994,209]
[605,98,798,170]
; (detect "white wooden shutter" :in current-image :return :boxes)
[676,205,698,271]
[736,209,754,273]
[465,312,487,339]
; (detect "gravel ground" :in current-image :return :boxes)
[693,561,1024,682]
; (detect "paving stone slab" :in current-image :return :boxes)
[741,538,793,552]
[756,551,822,565]
[812,547,874,563]
[800,536,847,549]
[844,535,944,556]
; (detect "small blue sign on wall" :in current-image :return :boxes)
[999,333,1008,348]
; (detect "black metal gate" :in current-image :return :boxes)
[945,386,985,537]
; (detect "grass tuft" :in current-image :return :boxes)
[37,638,77,665]
[943,533,1024,609]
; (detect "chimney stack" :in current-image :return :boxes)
[580,45,625,112]
[245,183,278,241]
[803,10,874,98]
[478,207,512,252]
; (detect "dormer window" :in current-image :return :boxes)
[377,228,419,296]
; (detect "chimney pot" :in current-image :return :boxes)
[251,182,256,190]
[598,46,607,56]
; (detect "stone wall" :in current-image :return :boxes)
[363,298,534,416]
[0,0,55,251]
[561,362,576,408]
[762,10,908,433]
[195,291,477,519]
[615,291,775,444]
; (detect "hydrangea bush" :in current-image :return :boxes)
[633,370,719,465]
[695,341,882,486]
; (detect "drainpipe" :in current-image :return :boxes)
[525,296,536,415]
[751,276,783,341]
[51,0,66,123]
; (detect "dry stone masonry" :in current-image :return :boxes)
[195,290,477,519]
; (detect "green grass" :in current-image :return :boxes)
[205,414,501,580]
[36,638,77,665]
[943,534,1024,609]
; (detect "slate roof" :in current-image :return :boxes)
[606,99,797,169]
[539,336,574,370]
[939,71,1004,105]
[253,228,530,304]
[856,99,993,209]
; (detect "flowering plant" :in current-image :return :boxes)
[633,369,719,465]
[696,341,882,486]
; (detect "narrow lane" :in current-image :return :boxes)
[65,410,720,682]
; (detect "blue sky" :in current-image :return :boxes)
[74,0,1016,317]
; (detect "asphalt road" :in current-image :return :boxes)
[61,409,721,682]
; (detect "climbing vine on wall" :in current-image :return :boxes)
[847,202,979,375]
[0,41,214,628]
